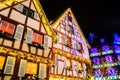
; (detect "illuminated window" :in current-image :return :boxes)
[63,36,72,48]
[91,48,98,53]
[76,43,83,52]
[32,33,43,45]
[93,57,100,65]
[26,28,43,46]
[102,45,110,51]
[105,55,113,63]
[0,20,15,35]
[26,62,37,74]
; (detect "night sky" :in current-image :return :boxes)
[40,0,120,42]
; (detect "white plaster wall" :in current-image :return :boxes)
[48,36,52,48]
[21,0,30,7]
[41,24,46,34]
[3,39,12,47]
[10,10,26,24]
[44,48,50,57]
[53,44,62,49]
[22,42,29,52]
[27,18,39,30]
[37,49,43,56]
[0,8,10,17]
[30,46,36,54]
[61,28,65,33]
[13,40,21,49]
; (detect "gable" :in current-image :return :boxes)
[52,9,89,47]
[52,8,90,60]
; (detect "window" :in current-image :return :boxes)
[66,23,74,34]
[68,14,72,22]
[14,4,39,19]
[32,33,43,45]
[28,10,34,18]
[0,20,15,35]
[63,36,71,48]
[22,6,28,15]
[76,43,83,52]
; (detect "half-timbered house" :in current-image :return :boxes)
[50,8,91,80]
[0,0,54,80]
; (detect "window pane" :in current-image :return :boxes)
[28,10,34,18]
[5,23,15,35]
[37,35,43,45]
[0,20,8,31]
[32,33,38,43]
[22,6,28,15]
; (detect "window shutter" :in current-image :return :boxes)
[43,35,48,49]
[4,56,16,75]
[14,4,23,12]
[18,59,27,77]
[14,24,24,41]
[34,12,39,19]
[26,28,33,43]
